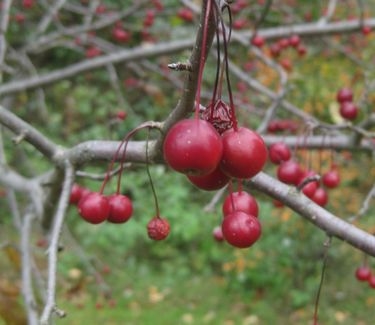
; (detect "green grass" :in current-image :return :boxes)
[54,254,375,325]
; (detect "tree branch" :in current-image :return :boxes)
[0,39,195,96]
[21,212,39,325]
[40,160,74,324]
[249,172,375,257]
[0,105,58,160]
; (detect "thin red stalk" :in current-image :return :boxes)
[116,123,155,194]
[237,179,243,193]
[145,128,160,217]
[220,5,238,131]
[99,137,128,194]
[210,8,221,114]
[227,179,236,212]
[100,123,155,194]
[195,0,213,119]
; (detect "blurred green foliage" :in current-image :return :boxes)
[1,1,375,324]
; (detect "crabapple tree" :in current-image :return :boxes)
[0,0,375,324]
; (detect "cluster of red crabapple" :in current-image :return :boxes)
[69,182,170,241]
[355,264,375,289]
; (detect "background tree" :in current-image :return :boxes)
[0,0,375,324]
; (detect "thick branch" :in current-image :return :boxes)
[0,39,194,96]
[250,18,375,40]
[249,172,375,257]
[0,105,58,159]
[2,18,374,96]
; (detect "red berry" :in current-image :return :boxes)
[116,110,127,120]
[277,160,303,185]
[78,188,91,203]
[177,7,194,22]
[280,58,292,72]
[69,184,85,205]
[78,192,109,224]
[152,0,164,11]
[278,38,289,49]
[268,142,291,164]
[85,46,101,58]
[14,13,26,23]
[221,211,261,248]
[163,119,223,176]
[95,4,106,14]
[107,194,133,224]
[269,43,281,58]
[296,45,307,56]
[311,187,328,207]
[147,217,170,240]
[36,237,48,248]
[22,0,34,9]
[339,102,358,120]
[143,9,155,27]
[288,35,301,47]
[322,169,340,188]
[220,127,267,179]
[355,266,371,281]
[212,226,224,242]
[111,27,131,43]
[298,171,319,198]
[222,191,259,218]
[233,18,247,30]
[187,166,230,191]
[362,26,372,36]
[251,34,265,48]
[336,88,353,103]
[368,274,375,288]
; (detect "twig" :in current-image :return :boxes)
[249,172,375,257]
[21,211,39,325]
[349,183,375,222]
[313,235,332,325]
[0,105,58,160]
[0,0,12,82]
[0,39,195,96]
[203,186,227,212]
[40,160,74,325]
[76,164,129,181]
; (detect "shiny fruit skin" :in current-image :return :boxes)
[336,88,353,103]
[355,266,371,281]
[187,166,229,191]
[339,102,358,120]
[69,184,85,205]
[220,127,267,179]
[222,191,259,218]
[322,170,340,188]
[112,27,130,43]
[107,194,133,224]
[221,211,261,248]
[298,171,319,198]
[212,226,224,242]
[368,274,375,288]
[78,192,109,224]
[268,142,291,164]
[251,35,265,47]
[311,187,328,207]
[147,217,170,240]
[163,119,223,176]
[277,160,303,185]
